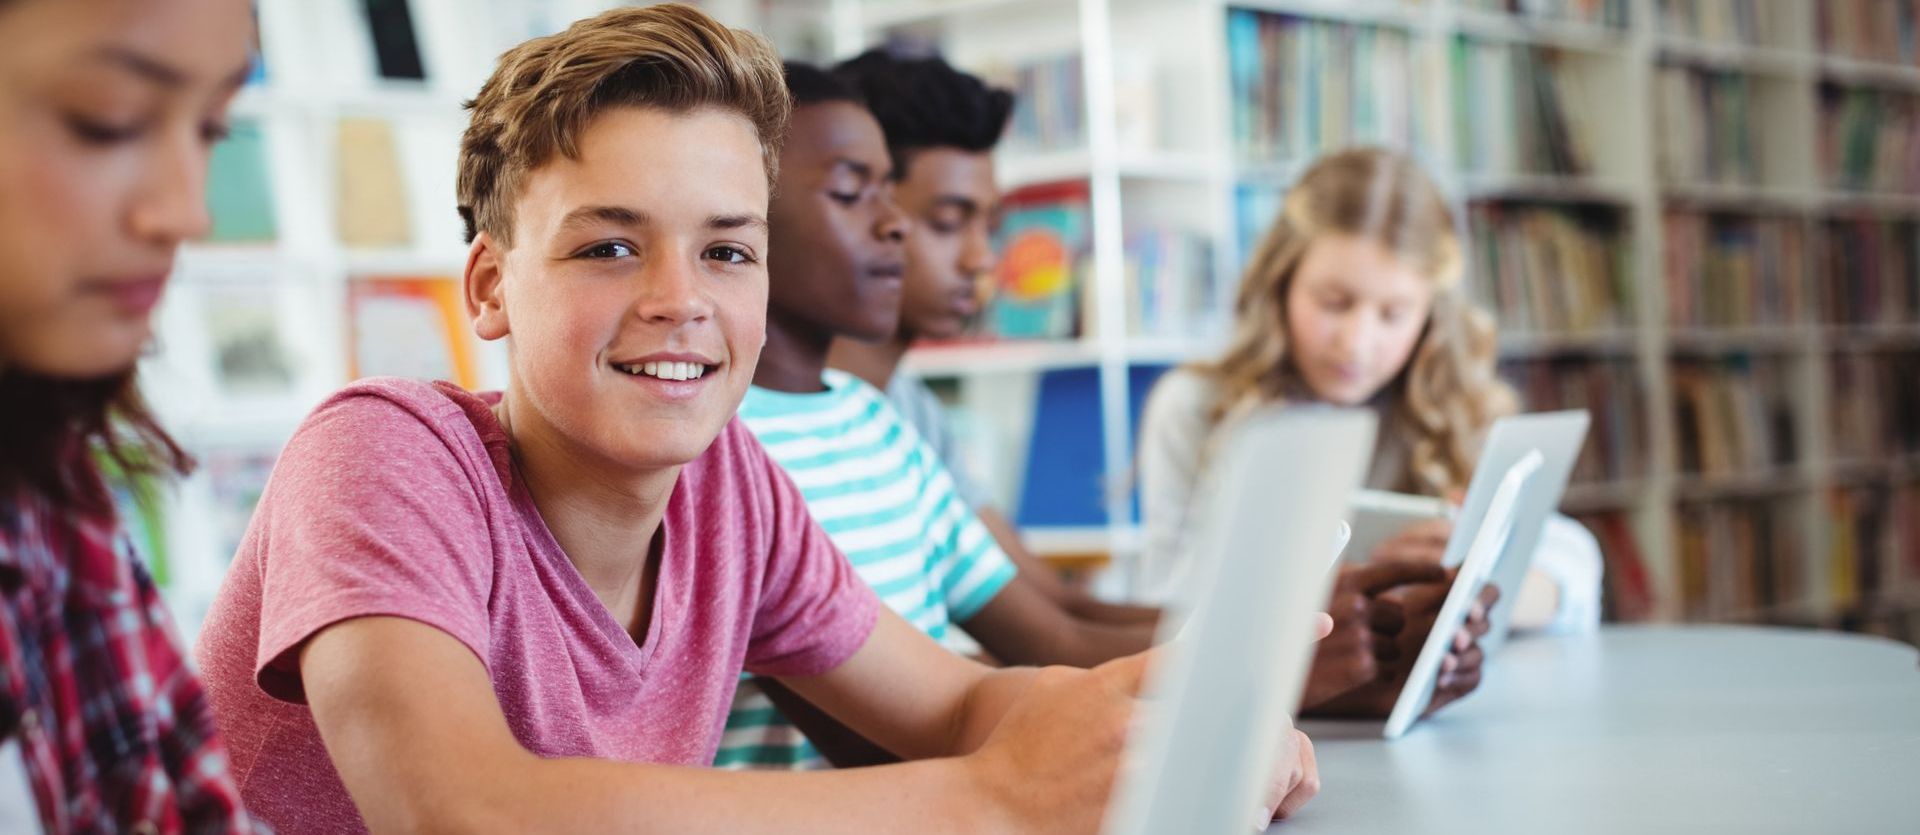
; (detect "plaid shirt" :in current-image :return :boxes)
[0,490,264,834]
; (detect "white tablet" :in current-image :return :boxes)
[1344,488,1453,565]
[1104,408,1376,835]
[1381,449,1543,739]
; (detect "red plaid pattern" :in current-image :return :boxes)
[1,490,264,834]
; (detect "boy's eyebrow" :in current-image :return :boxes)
[931,194,979,215]
[558,204,649,232]
[708,214,769,233]
[835,158,892,182]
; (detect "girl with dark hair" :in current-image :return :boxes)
[0,0,264,830]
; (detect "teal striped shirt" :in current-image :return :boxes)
[715,371,1015,769]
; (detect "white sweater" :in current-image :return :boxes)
[1135,368,1603,634]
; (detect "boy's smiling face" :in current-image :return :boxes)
[469,105,770,472]
[766,100,909,344]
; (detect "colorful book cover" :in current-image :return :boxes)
[989,181,1089,340]
[348,275,478,388]
[335,117,413,248]
[205,119,277,243]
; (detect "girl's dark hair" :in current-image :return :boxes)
[0,369,191,516]
[832,48,1013,172]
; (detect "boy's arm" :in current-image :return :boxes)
[976,506,1163,628]
[302,609,1144,834]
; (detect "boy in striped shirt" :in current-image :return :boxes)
[717,64,1165,769]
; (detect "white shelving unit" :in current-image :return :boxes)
[131,0,1918,640]
[830,0,1920,636]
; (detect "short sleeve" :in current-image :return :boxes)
[1136,369,1217,605]
[250,391,498,703]
[744,429,881,678]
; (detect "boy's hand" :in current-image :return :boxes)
[1303,571,1500,718]
[1259,727,1320,826]
[1300,560,1446,710]
[964,658,1145,834]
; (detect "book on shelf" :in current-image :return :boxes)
[205,118,278,244]
[1670,355,1797,478]
[200,278,297,397]
[1463,0,1627,28]
[1828,483,1920,614]
[1449,38,1593,177]
[1818,84,1920,195]
[1123,227,1217,339]
[1819,216,1919,326]
[347,275,479,388]
[1818,0,1920,65]
[1657,0,1790,47]
[1502,357,1647,484]
[1226,9,1422,163]
[1654,64,1759,187]
[1573,511,1654,622]
[986,52,1084,153]
[334,118,413,248]
[1232,181,1283,264]
[1674,495,1805,622]
[987,181,1088,341]
[360,0,427,81]
[1662,210,1807,329]
[1828,350,1920,463]
[1469,202,1629,336]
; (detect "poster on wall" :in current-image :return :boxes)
[347,275,479,388]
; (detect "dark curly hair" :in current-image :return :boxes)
[832,48,1013,175]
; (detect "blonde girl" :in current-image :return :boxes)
[1137,147,1601,635]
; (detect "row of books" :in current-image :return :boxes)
[1654,64,1760,187]
[173,271,479,405]
[1467,202,1630,335]
[1674,495,1806,622]
[1502,357,1648,483]
[1818,85,1920,194]
[1448,39,1594,177]
[1656,0,1791,47]
[1828,483,1920,615]
[204,115,425,249]
[1818,217,1920,326]
[1574,511,1655,622]
[1662,210,1807,329]
[1829,350,1920,464]
[1124,228,1219,339]
[996,53,1085,153]
[1465,0,1627,28]
[1226,10,1423,163]
[1817,0,1920,66]
[1670,356,1797,478]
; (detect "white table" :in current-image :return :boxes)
[1276,625,1920,834]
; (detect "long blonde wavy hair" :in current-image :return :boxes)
[1196,148,1516,497]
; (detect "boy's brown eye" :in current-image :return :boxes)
[706,245,754,264]
[580,242,634,259]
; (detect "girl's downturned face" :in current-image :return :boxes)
[1283,234,1436,406]
[0,0,253,378]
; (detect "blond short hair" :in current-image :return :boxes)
[456,3,788,246]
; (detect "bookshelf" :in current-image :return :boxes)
[833,0,1920,642]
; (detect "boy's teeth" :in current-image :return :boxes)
[620,361,708,381]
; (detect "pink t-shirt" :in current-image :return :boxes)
[195,378,879,834]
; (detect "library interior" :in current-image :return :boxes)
[3,0,1918,833]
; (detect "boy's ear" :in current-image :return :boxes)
[466,232,510,342]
